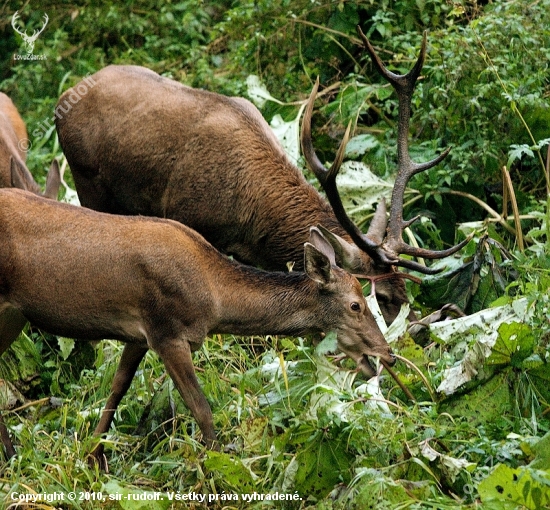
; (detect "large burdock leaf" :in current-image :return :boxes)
[335,160,394,214]
[487,322,536,368]
[420,236,514,315]
[431,298,533,395]
[478,464,550,510]
[245,74,304,165]
[292,432,353,501]
[246,75,285,108]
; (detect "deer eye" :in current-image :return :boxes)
[350,302,361,312]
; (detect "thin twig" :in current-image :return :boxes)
[381,359,415,402]
[7,396,51,414]
[392,353,436,402]
[441,189,534,242]
[501,166,524,251]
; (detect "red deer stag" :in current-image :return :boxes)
[55,31,466,325]
[0,92,60,197]
[0,188,394,467]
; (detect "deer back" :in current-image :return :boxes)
[0,93,60,198]
[56,66,343,268]
[0,188,392,376]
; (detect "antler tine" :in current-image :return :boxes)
[357,26,427,95]
[301,77,399,266]
[37,14,49,36]
[357,27,469,273]
[11,11,24,36]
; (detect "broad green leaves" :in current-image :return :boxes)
[478,465,550,510]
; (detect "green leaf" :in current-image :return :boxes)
[57,337,75,361]
[530,432,550,471]
[237,416,268,449]
[441,372,512,429]
[335,161,394,214]
[245,75,284,108]
[352,469,431,508]
[487,322,535,367]
[293,434,353,500]
[433,298,533,395]
[507,143,534,168]
[204,451,255,492]
[271,111,301,165]
[478,464,550,510]
[315,331,338,356]
[344,134,379,158]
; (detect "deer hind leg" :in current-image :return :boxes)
[153,338,218,449]
[0,307,27,356]
[0,306,28,459]
[89,343,147,470]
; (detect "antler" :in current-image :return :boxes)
[301,78,399,267]
[301,29,471,275]
[11,12,25,38]
[32,14,49,40]
[356,27,470,272]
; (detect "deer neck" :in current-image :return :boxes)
[212,264,325,337]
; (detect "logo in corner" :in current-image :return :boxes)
[11,11,48,60]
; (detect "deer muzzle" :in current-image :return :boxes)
[357,349,396,379]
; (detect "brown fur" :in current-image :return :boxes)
[0,93,60,198]
[0,189,394,466]
[56,66,411,323]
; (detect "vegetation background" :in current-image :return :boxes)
[0,0,549,508]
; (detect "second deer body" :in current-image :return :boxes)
[0,92,60,197]
[0,189,394,467]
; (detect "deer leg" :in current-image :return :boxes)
[0,307,27,459]
[153,338,218,449]
[0,420,15,459]
[0,307,27,355]
[89,343,147,470]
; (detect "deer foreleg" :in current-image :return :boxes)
[154,338,218,449]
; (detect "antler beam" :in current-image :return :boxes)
[357,27,470,271]
[301,78,399,267]
[301,28,471,275]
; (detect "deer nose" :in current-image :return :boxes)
[388,351,397,366]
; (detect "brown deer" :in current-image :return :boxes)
[0,92,60,198]
[55,31,467,327]
[0,188,394,467]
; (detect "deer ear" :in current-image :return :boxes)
[365,198,388,244]
[308,226,336,266]
[316,225,363,272]
[43,159,61,200]
[10,157,33,192]
[304,242,333,285]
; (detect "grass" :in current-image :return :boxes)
[3,324,547,509]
